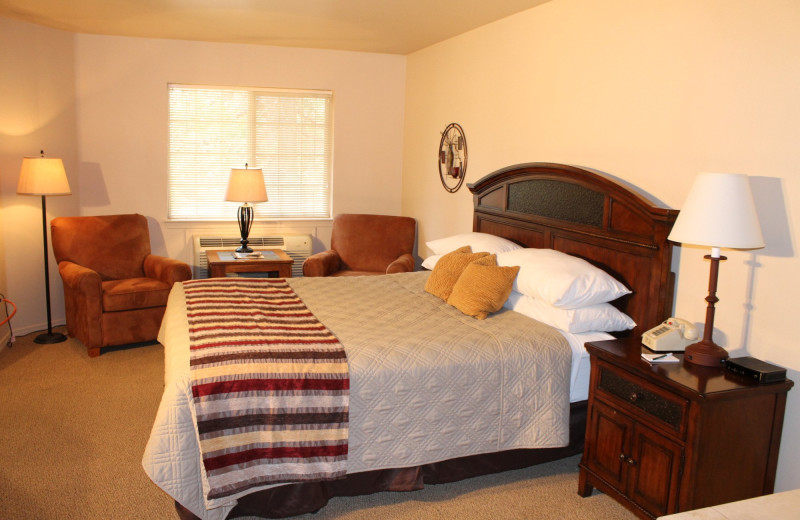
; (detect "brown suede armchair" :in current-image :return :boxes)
[51,214,192,357]
[303,213,416,277]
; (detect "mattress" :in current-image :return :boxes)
[143,272,599,519]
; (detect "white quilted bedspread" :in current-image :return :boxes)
[142,272,572,519]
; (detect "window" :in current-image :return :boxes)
[168,84,332,220]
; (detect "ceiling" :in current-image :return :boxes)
[0,0,553,55]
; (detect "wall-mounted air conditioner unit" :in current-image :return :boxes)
[192,234,313,279]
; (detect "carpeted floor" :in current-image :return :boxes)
[0,328,634,519]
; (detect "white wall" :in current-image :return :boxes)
[0,18,81,339]
[403,0,800,491]
[73,34,407,268]
[0,24,406,336]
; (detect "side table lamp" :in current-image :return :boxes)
[224,164,268,253]
[668,172,764,366]
[17,151,72,344]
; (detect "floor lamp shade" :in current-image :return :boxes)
[225,165,268,253]
[17,156,72,196]
[668,172,764,366]
[17,152,72,345]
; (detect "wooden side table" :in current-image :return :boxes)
[207,249,294,278]
[578,337,793,519]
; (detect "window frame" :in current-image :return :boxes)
[167,83,334,222]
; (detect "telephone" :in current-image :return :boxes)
[642,318,699,352]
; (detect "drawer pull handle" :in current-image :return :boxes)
[619,453,627,460]
[629,392,641,402]
[627,457,637,466]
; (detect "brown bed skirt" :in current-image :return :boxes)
[176,401,587,519]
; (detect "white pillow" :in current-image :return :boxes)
[504,291,636,333]
[421,254,441,270]
[426,232,522,256]
[496,248,630,309]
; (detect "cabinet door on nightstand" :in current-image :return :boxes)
[585,399,632,491]
[628,424,683,517]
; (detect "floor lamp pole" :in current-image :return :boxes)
[35,194,66,344]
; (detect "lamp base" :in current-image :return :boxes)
[235,204,255,255]
[34,331,68,344]
[684,339,728,367]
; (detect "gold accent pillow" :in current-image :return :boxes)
[424,246,490,301]
[448,258,520,320]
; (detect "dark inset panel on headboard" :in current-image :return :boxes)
[508,179,605,228]
[468,163,678,336]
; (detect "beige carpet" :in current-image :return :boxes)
[0,328,634,520]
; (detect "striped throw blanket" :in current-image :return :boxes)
[183,278,350,501]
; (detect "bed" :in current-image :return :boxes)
[142,162,678,519]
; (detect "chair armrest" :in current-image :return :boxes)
[58,261,103,350]
[386,253,415,274]
[144,255,193,285]
[58,261,102,299]
[302,250,341,277]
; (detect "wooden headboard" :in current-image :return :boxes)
[468,162,678,337]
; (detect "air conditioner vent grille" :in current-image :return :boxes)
[193,234,312,279]
[198,236,285,248]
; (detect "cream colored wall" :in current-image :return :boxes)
[73,33,407,268]
[4,0,799,493]
[403,0,800,491]
[0,18,81,337]
[0,20,406,335]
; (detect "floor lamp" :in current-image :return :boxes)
[225,164,268,253]
[17,151,72,344]
[668,172,764,366]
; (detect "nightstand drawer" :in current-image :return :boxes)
[596,361,687,436]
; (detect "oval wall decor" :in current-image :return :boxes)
[438,123,468,193]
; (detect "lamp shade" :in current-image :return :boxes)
[225,167,268,203]
[17,156,71,196]
[668,172,764,250]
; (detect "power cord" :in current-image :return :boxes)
[0,294,17,347]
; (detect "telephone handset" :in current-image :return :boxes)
[642,317,699,352]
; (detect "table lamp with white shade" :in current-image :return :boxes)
[668,172,764,366]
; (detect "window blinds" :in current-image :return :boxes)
[168,84,332,220]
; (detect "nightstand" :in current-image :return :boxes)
[207,249,294,278]
[578,337,793,519]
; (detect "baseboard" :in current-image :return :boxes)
[7,319,67,338]
[0,299,11,355]
[0,319,67,357]
[0,330,10,358]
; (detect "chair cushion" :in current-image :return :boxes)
[102,278,171,312]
